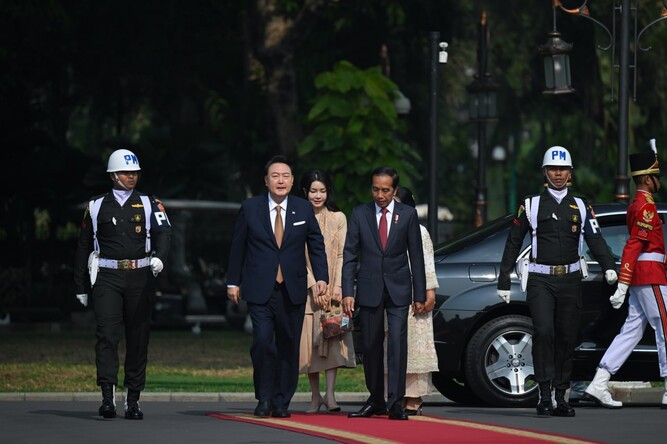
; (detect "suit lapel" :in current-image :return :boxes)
[282,200,296,244]
[385,202,402,251]
[364,203,383,251]
[258,195,277,247]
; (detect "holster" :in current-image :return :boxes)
[88,251,100,286]
[579,256,589,279]
[519,257,529,293]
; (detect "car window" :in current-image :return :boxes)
[434,214,514,255]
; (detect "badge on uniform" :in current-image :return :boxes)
[572,214,579,223]
[136,226,142,233]
[132,214,143,222]
[571,225,577,232]
[155,198,167,214]
[643,209,654,223]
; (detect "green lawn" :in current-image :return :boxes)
[0,329,366,392]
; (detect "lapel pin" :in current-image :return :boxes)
[394,214,399,224]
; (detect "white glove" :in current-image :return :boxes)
[605,269,618,285]
[150,257,164,276]
[609,283,629,309]
[76,294,88,307]
[497,289,510,304]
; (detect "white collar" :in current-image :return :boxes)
[547,187,568,203]
[268,194,288,210]
[112,189,133,206]
[375,199,395,214]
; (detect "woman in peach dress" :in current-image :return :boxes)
[298,169,356,413]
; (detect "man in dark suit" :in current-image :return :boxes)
[227,155,328,418]
[342,166,426,420]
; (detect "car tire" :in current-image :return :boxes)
[464,314,538,407]
[431,372,483,405]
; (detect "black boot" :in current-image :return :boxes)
[536,382,553,417]
[553,388,576,417]
[98,383,116,418]
[124,389,143,420]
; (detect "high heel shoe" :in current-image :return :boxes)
[404,405,423,416]
[322,394,341,412]
[403,398,423,416]
[306,395,325,413]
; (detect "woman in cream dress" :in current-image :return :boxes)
[298,169,356,413]
[394,187,439,415]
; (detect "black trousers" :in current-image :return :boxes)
[248,283,306,409]
[358,288,409,410]
[92,268,154,391]
[526,272,581,390]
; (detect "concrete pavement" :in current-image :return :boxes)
[1,395,667,444]
[1,384,664,404]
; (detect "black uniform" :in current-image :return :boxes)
[74,191,171,391]
[498,190,614,390]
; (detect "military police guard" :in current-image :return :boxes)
[74,149,171,420]
[497,146,617,417]
[585,140,667,410]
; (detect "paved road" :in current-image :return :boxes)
[1,393,665,444]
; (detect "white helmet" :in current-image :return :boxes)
[542,146,573,168]
[107,149,141,172]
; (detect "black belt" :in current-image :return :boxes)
[274,281,286,290]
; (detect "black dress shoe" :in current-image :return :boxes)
[254,401,272,417]
[124,402,144,420]
[388,405,409,420]
[348,403,387,418]
[271,408,291,418]
[552,401,575,417]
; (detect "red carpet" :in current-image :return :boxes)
[210,412,597,443]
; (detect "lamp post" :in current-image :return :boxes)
[468,11,498,227]
[546,0,667,202]
[427,32,448,245]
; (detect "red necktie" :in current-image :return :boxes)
[379,208,388,250]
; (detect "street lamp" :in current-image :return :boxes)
[540,1,574,94]
[547,0,667,202]
[468,11,498,227]
[427,33,448,245]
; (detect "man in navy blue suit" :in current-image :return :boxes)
[343,166,426,420]
[227,155,328,418]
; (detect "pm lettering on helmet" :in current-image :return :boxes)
[124,154,139,166]
[552,150,567,162]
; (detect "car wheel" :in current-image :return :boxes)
[431,372,482,405]
[464,314,538,407]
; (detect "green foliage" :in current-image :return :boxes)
[299,61,421,213]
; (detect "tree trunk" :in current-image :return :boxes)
[248,0,332,156]
[262,51,302,157]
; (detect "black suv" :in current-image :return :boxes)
[432,203,665,407]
